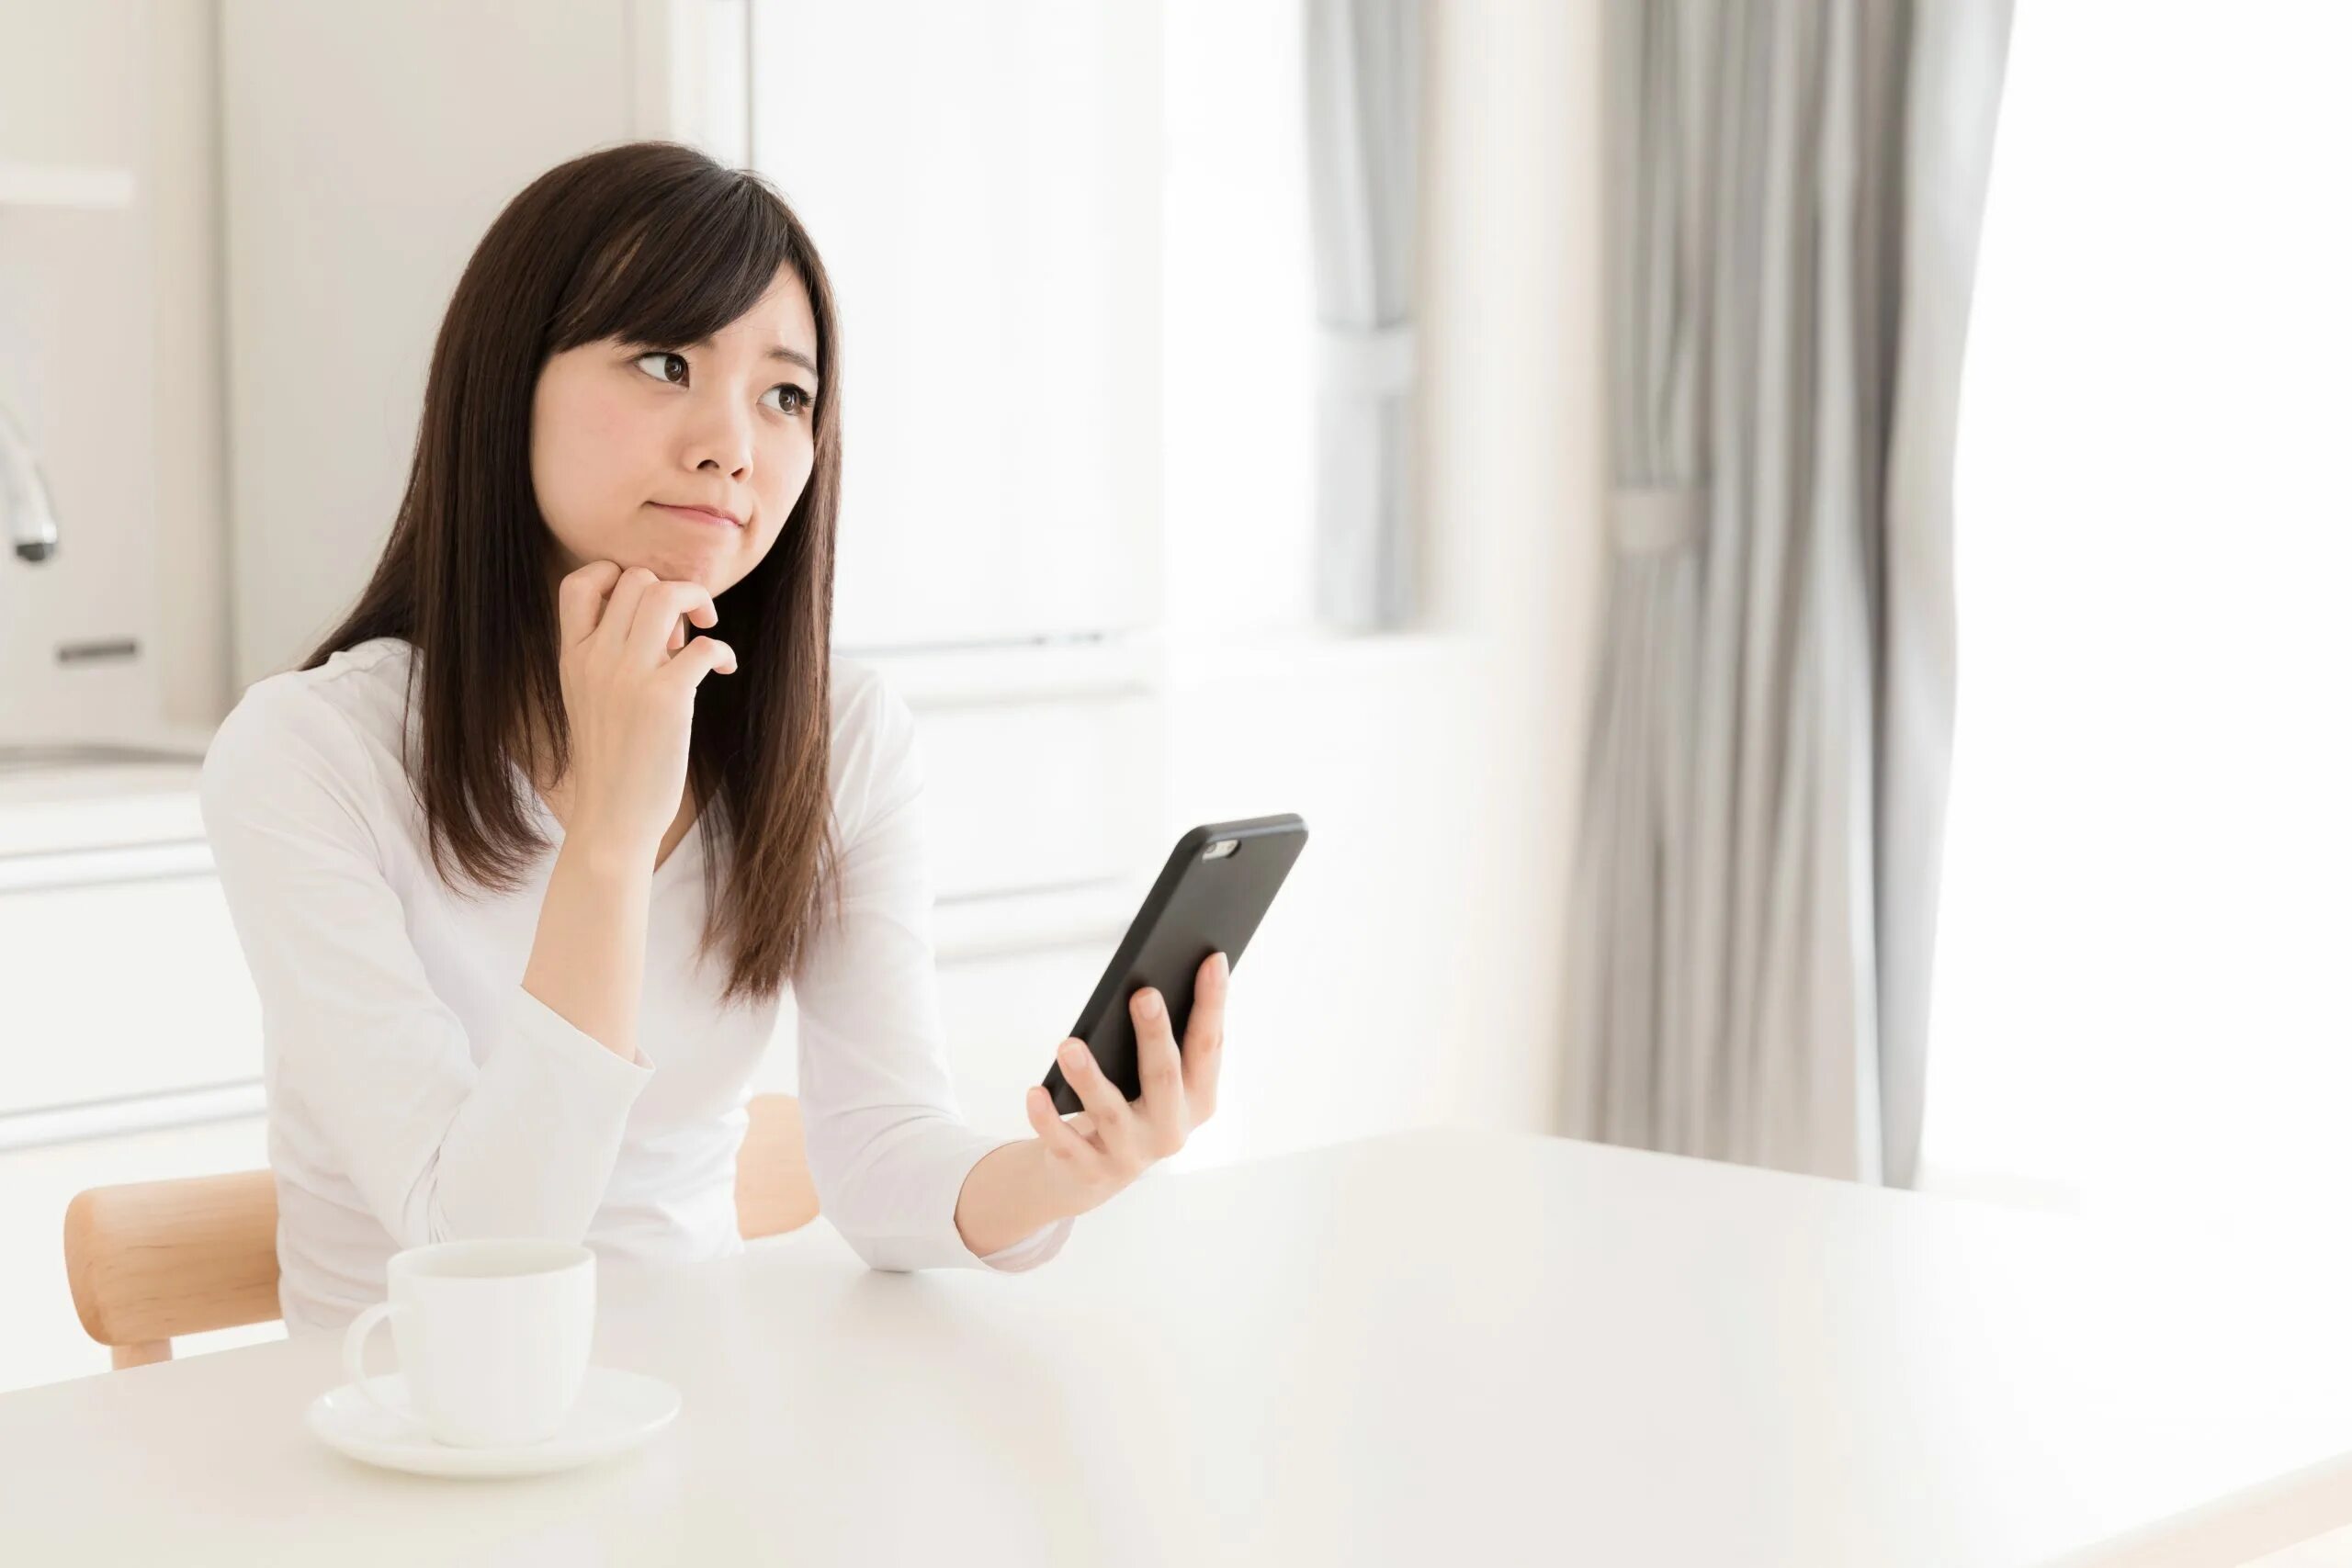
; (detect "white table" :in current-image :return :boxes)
[4,1127,2351,1567]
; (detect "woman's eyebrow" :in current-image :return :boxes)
[763,344,820,379]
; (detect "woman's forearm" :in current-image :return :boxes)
[954,1138,1080,1257]
[521,829,656,1063]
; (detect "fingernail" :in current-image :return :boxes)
[1137,990,1162,1019]
[1057,1038,1082,1066]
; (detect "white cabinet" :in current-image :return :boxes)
[0,2,174,740]
[881,637,1167,906]
[0,844,260,1119]
[0,762,263,1141]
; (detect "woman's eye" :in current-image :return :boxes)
[633,351,807,416]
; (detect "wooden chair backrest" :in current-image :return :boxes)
[62,1092,818,1371]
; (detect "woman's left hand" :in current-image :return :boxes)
[1023,950,1228,1217]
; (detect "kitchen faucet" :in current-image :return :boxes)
[1,395,60,563]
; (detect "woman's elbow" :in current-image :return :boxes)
[406,1178,598,1253]
[804,1151,925,1272]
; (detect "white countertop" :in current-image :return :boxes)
[0,751,209,857]
[2,1126,2349,1566]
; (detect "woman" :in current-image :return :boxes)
[198,141,1228,1332]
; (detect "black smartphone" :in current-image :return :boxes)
[1041,814,1309,1117]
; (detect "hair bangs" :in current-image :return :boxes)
[549,176,798,359]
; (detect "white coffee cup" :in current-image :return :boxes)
[342,1238,596,1448]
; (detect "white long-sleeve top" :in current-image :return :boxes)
[198,636,1070,1332]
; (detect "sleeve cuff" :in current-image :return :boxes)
[973,1213,1075,1272]
[948,1134,1075,1271]
[505,985,658,1093]
[411,986,656,1246]
[823,1126,1076,1273]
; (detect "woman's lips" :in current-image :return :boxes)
[651,502,741,529]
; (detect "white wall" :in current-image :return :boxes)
[1420,0,1608,1142]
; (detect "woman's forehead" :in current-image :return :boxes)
[714,269,819,365]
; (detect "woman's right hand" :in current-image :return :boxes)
[552,560,737,859]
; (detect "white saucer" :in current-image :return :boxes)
[304,1366,681,1478]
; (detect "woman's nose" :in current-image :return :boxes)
[683,399,753,477]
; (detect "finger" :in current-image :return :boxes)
[1182,952,1228,1117]
[594,566,659,652]
[1129,987,1188,1157]
[557,560,626,649]
[1054,1036,1142,1171]
[1025,1087,1106,1176]
[657,637,737,690]
[628,581,718,664]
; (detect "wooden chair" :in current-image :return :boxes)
[62,1093,820,1371]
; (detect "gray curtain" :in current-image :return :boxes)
[1304,0,1422,632]
[1563,0,2013,1185]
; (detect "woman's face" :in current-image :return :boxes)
[530,264,820,596]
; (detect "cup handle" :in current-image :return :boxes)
[341,1301,416,1424]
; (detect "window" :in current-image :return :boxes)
[1917,3,2352,1228]
[1162,0,1318,638]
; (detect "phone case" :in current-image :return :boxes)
[1041,813,1309,1117]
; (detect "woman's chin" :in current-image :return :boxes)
[625,546,729,592]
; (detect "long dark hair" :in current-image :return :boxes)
[305,140,844,1006]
